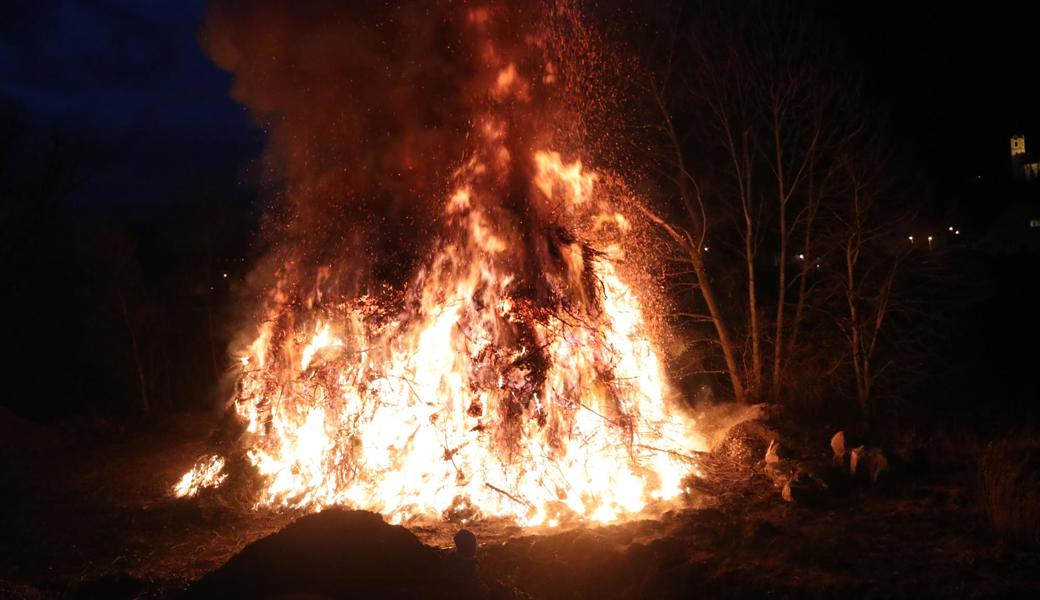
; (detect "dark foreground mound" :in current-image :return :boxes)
[187,509,469,599]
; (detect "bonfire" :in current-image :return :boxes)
[175,2,705,528]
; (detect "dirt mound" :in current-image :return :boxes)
[187,509,464,599]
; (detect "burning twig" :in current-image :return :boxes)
[636,444,699,464]
[578,402,621,427]
[484,483,530,508]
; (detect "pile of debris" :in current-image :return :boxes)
[186,510,487,599]
[688,405,892,507]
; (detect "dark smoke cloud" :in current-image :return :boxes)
[201,0,626,304]
[201,0,685,392]
[202,1,489,286]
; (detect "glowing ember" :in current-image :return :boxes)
[173,455,227,498]
[176,3,705,527]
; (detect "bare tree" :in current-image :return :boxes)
[839,171,902,425]
[836,157,911,426]
[629,1,921,414]
[104,233,152,414]
[635,3,837,402]
[827,143,929,428]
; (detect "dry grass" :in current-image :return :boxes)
[979,438,1040,546]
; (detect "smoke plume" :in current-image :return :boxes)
[200,0,595,294]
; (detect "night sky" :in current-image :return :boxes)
[0,0,257,232]
[813,1,1040,188]
[2,0,1037,232]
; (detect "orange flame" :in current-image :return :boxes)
[173,454,227,498]
[177,151,705,526]
[177,8,705,527]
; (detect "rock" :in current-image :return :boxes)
[443,529,484,599]
[850,445,866,477]
[454,529,477,558]
[850,446,889,483]
[187,509,462,598]
[782,471,830,505]
[765,439,781,464]
[830,431,846,466]
[764,459,798,490]
[866,448,889,482]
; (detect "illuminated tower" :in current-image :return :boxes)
[1011,134,1027,179]
[1012,134,1026,156]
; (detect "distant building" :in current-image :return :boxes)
[969,134,1040,255]
[1010,133,1040,181]
[1011,134,1026,157]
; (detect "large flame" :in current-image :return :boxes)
[176,3,705,528]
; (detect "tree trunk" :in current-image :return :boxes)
[744,210,762,399]
[785,165,819,375]
[650,86,750,403]
[687,246,748,404]
[638,205,748,403]
[772,123,788,401]
[116,286,150,413]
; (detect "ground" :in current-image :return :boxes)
[1,411,1038,598]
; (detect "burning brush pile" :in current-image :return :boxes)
[175,0,705,528]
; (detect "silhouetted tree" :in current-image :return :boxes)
[629,1,935,421]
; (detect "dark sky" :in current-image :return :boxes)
[0,0,257,225]
[1,1,1036,224]
[811,1,1040,184]
[0,0,241,139]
